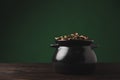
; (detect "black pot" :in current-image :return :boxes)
[50,40,97,74]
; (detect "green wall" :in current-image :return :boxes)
[1,0,120,63]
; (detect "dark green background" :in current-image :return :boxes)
[1,0,120,63]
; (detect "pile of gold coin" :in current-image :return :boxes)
[55,33,89,41]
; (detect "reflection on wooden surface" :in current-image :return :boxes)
[0,63,120,80]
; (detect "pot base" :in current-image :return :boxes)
[53,62,96,74]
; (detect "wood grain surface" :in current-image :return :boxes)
[0,63,120,80]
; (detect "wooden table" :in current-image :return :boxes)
[0,63,120,80]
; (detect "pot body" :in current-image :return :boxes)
[52,45,97,74]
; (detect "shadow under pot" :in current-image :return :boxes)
[50,40,97,74]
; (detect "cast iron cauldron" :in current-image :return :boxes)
[50,40,97,74]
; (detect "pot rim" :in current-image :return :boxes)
[51,40,95,47]
[55,39,94,42]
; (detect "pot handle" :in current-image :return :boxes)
[50,44,59,48]
[90,43,97,49]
